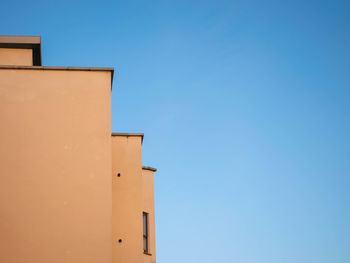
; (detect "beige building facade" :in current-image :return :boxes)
[0,36,157,263]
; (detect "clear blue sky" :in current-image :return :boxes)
[2,0,350,262]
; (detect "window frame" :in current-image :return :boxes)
[143,212,149,253]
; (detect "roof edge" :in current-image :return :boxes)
[0,65,114,71]
[142,166,157,172]
[0,35,41,44]
[0,66,114,87]
[112,133,144,143]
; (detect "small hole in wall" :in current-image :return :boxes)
[118,239,122,243]
[117,173,121,177]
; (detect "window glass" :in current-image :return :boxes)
[143,212,148,253]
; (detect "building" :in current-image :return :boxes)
[0,35,157,263]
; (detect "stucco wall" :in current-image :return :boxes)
[112,135,143,263]
[0,48,33,66]
[142,169,157,263]
[0,68,112,263]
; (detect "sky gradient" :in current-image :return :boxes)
[2,0,350,262]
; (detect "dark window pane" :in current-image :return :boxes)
[143,213,147,235]
[143,237,147,252]
[143,212,148,252]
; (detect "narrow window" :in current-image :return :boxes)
[143,212,148,253]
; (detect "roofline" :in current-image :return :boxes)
[0,35,41,44]
[0,65,114,72]
[0,35,42,66]
[111,133,144,143]
[0,65,114,87]
[142,166,157,172]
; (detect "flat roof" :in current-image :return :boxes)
[0,35,42,66]
[142,166,157,172]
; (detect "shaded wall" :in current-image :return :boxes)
[0,48,32,66]
[142,168,157,263]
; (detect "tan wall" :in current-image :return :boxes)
[0,68,112,263]
[112,135,143,263]
[0,48,33,66]
[142,169,157,263]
